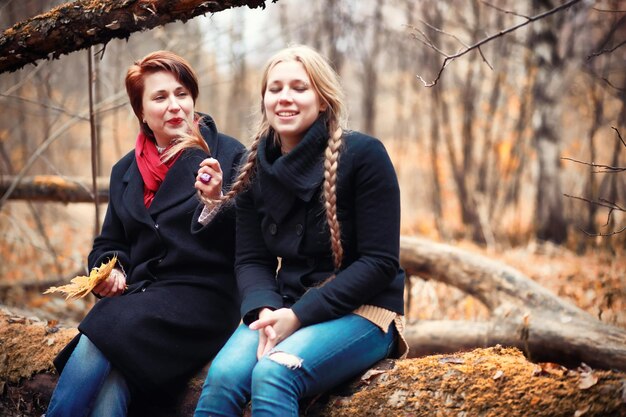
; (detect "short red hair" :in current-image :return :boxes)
[125,50,199,139]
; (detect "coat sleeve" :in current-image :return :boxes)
[291,138,402,327]
[235,187,282,323]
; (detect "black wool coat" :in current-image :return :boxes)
[54,114,244,398]
[236,118,405,327]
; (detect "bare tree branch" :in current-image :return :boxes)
[414,0,583,87]
[0,0,274,74]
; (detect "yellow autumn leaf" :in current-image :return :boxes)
[44,256,118,300]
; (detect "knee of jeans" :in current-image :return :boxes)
[205,358,246,388]
[252,352,302,388]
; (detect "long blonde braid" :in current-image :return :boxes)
[323,127,344,270]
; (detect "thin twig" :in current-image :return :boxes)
[578,225,626,237]
[564,194,624,212]
[0,94,90,120]
[599,198,625,212]
[481,1,531,20]
[561,157,626,173]
[592,7,626,13]
[416,0,583,87]
[587,38,626,60]
[87,47,101,237]
[418,19,471,48]
[611,126,626,148]
[601,77,625,92]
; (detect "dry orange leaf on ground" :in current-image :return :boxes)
[44,256,117,300]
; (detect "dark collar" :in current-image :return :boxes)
[257,117,328,223]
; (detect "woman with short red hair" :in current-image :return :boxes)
[46,50,244,417]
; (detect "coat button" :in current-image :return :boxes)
[141,288,146,292]
[269,223,277,235]
[295,224,304,236]
[154,223,159,229]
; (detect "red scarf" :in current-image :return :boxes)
[135,132,181,208]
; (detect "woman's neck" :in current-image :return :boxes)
[279,136,300,155]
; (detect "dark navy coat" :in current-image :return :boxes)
[236,118,405,326]
[54,114,244,398]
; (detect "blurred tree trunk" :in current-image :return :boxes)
[360,0,384,136]
[225,11,248,139]
[530,0,568,244]
[583,83,604,238]
[422,1,447,240]
[0,0,271,74]
[494,44,536,237]
[477,6,508,225]
[443,0,486,244]
[321,0,344,73]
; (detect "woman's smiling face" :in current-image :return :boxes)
[264,60,326,152]
[141,70,195,147]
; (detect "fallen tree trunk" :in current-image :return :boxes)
[2,238,626,415]
[0,0,273,74]
[400,236,626,371]
[0,175,109,203]
[1,310,624,417]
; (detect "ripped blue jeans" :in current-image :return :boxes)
[193,314,396,417]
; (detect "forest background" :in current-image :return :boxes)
[0,0,624,335]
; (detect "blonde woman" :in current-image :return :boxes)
[194,45,407,417]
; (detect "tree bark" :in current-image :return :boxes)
[0,175,109,203]
[0,0,272,74]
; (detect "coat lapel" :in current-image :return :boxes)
[122,159,155,226]
[148,149,207,216]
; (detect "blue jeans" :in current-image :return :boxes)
[194,314,395,417]
[46,334,131,417]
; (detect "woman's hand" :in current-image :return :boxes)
[93,267,126,297]
[254,308,277,360]
[250,308,301,359]
[195,157,223,205]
